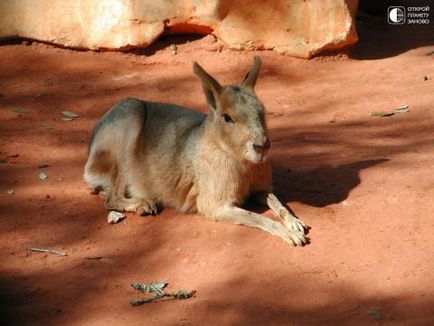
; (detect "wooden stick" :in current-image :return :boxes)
[28,247,68,256]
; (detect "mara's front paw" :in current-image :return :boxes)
[123,198,158,216]
[281,228,308,247]
[272,222,308,247]
[135,200,158,216]
[279,208,308,234]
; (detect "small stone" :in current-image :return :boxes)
[107,211,126,224]
[61,111,79,118]
[38,172,48,180]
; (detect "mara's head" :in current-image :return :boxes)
[193,56,270,164]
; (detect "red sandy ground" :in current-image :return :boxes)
[0,17,433,325]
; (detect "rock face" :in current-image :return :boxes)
[0,0,359,58]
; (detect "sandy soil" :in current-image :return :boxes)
[1,17,434,325]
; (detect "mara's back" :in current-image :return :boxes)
[86,97,206,212]
[90,97,205,153]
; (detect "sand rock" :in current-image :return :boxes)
[0,0,358,58]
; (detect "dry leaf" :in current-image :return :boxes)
[367,310,382,320]
[369,111,394,117]
[38,172,48,180]
[11,108,31,114]
[42,123,54,129]
[61,111,79,118]
[394,105,409,113]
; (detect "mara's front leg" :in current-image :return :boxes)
[251,192,308,234]
[211,205,307,246]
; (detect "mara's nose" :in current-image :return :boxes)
[253,137,270,152]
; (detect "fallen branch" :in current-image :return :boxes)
[131,290,196,306]
[84,256,103,260]
[28,247,68,256]
[130,282,196,306]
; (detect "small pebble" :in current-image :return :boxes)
[107,211,126,224]
[38,172,48,180]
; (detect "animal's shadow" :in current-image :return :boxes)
[245,159,389,215]
[272,159,389,207]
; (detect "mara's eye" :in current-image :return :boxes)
[222,114,234,123]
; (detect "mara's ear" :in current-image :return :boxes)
[193,62,222,111]
[242,56,262,89]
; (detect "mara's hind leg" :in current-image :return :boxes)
[107,197,158,216]
[102,164,158,216]
[90,185,104,195]
[119,181,159,215]
[85,152,158,216]
[84,150,114,199]
[85,124,157,215]
[101,139,159,216]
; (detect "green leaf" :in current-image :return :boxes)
[38,172,48,180]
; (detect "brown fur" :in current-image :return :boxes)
[84,57,308,246]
